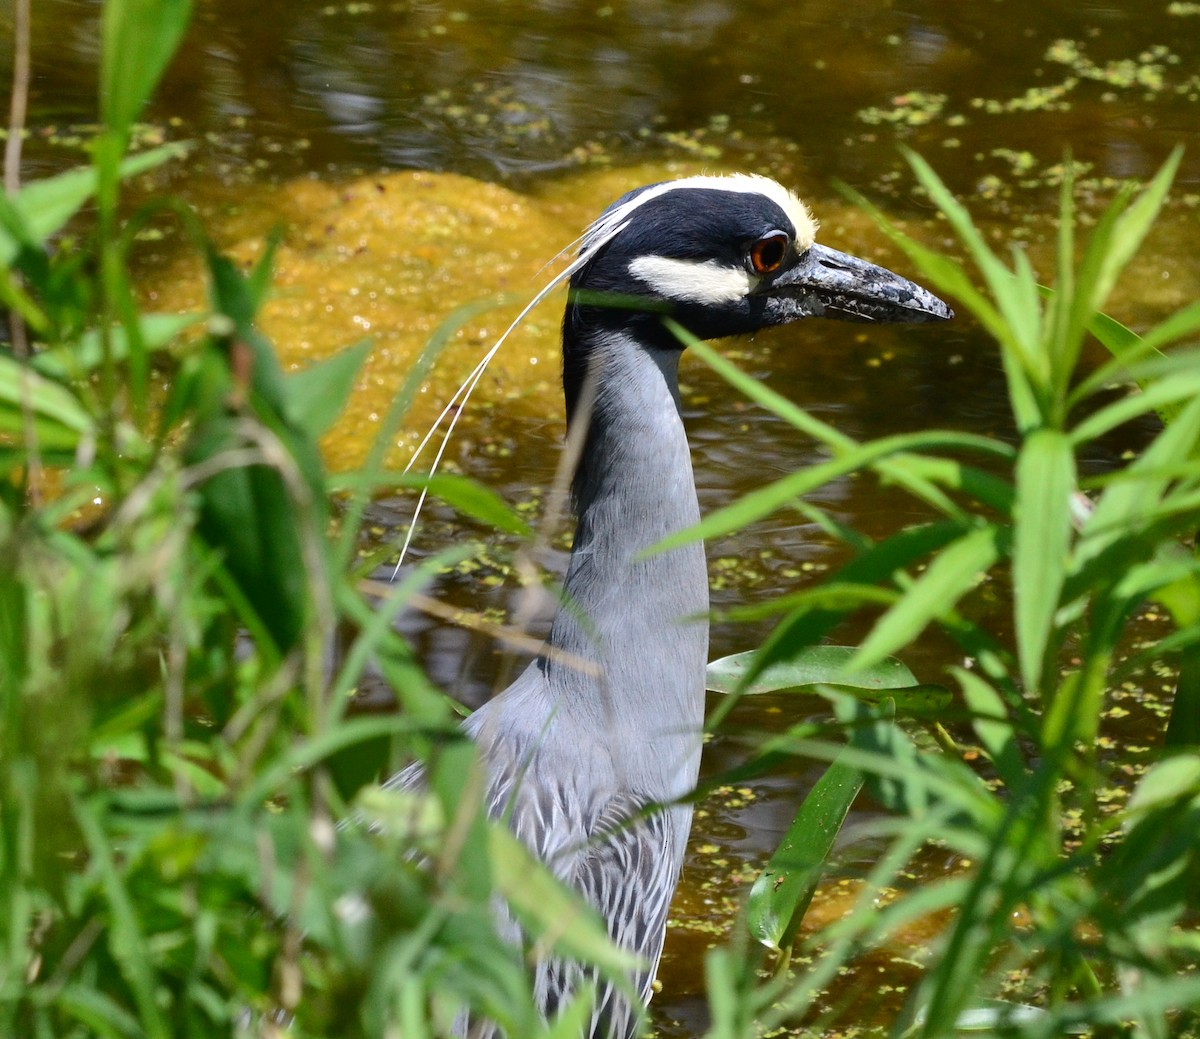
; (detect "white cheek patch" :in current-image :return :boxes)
[627,255,755,305]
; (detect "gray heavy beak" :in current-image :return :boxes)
[772,243,953,323]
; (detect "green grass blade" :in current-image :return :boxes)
[1070,365,1200,446]
[849,525,1001,674]
[0,145,189,266]
[1082,148,1181,323]
[56,985,144,1039]
[392,471,532,538]
[283,338,373,441]
[72,801,170,1039]
[838,181,1041,431]
[100,0,193,144]
[652,429,1009,552]
[901,149,1046,390]
[0,355,94,451]
[672,326,853,451]
[746,748,866,950]
[1013,428,1075,693]
[1071,300,1200,424]
[954,667,1025,787]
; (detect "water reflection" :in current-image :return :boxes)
[22,0,1199,188]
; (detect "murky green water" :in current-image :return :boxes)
[15,0,1200,1032]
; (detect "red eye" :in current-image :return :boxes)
[748,231,790,275]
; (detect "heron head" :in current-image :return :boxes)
[567,174,952,344]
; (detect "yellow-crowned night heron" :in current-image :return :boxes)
[393,175,951,1038]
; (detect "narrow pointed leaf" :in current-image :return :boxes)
[1013,428,1075,693]
[902,149,1046,387]
[0,355,94,451]
[1085,147,1181,320]
[0,145,190,265]
[1078,396,1200,571]
[653,430,1009,552]
[1069,366,1200,446]
[390,471,532,538]
[746,750,865,950]
[707,646,917,694]
[101,0,194,142]
[73,801,171,1039]
[31,313,200,380]
[1165,646,1200,747]
[954,668,1024,786]
[849,526,1000,674]
[284,338,373,441]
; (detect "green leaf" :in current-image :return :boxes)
[101,0,194,143]
[833,695,983,822]
[1071,301,1200,425]
[746,749,866,950]
[0,355,94,453]
[1012,428,1075,693]
[849,525,1000,674]
[430,740,494,900]
[1082,148,1181,324]
[669,325,854,451]
[954,667,1024,787]
[391,471,532,538]
[1076,395,1200,576]
[1086,307,1141,356]
[283,339,373,440]
[901,149,1047,390]
[73,799,171,1039]
[653,430,1009,552]
[1070,365,1200,446]
[706,646,918,694]
[1125,753,1200,819]
[1166,647,1200,747]
[707,646,952,725]
[31,313,201,380]
[0,145,190,265]
[57,984,145,1039]
[930,1000,1085,1034]
[189,415,314,656]
[679,329,1016,524]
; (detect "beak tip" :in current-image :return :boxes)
[921,295,953,323]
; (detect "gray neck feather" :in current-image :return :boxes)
[541,330,709,800]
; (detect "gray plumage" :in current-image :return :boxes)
[391,174,951,1038]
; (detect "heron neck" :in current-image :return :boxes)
[542,329,709,795]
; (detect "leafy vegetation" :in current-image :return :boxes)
[3,1,1198,1037]
[679,149,1200,1034]
[1,3,626,1037]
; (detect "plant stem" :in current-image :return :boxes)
[3,0,29,198]
[4,0,41,505]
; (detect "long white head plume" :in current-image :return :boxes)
[393,174,815,574]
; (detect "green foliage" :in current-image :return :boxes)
[0,4,630,1036]
[745,730,869,953]
[677,150,1200,1035]
[6,1,1200,1035]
